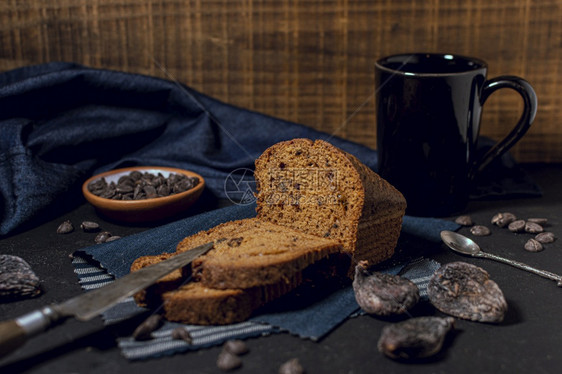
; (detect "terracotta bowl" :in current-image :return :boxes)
[82,166,205,223]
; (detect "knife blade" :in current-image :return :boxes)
[0,242,213,358]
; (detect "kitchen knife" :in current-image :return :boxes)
[0,242,213,358]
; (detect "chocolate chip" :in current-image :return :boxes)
[132,314,163,341]
[535,232,555,244]
[524,238,543,252]
[115,184,134,194]
[470,225,491,236]
[80,221,100,232]
[133,184,143,199]
[171,327,192,344]
[491,212,516,228]
[525,222,544,234]
[216,350,242,371]
[454,215,473,226]
[278,358,305,374]
[173,178,196,194]
[127,170,141,180]
[227,237,244,247]
[56,220,74,234]
[94,231,112,244]
[143,185,158,199]
[223,339,249,355]
[157,184,170,196]
[508,220,526,233]
[528,217,548,225]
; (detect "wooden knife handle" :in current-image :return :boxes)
[0,306,62,358]
[0,319,28,358]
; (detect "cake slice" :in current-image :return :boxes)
[177,218,343,290]
[131,252,348,325]
[130,218,345,324]
[161,254,348,325]
[254,138,407,267]
[131,254,302,325]
[160,282,259,325]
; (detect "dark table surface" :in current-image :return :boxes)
[1,164,561,374]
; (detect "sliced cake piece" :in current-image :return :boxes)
[161,282,258,325]
[254,138,407,267]
[131,252,265,325]
[177,218,343,290]
[131,252,348,325]
[159,270,307,325]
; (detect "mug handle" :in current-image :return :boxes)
[470,76,537,179]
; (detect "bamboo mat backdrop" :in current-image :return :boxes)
[1,0,561,162]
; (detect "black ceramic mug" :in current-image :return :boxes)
[375,53,537,217]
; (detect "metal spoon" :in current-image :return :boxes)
[440,230,562,287]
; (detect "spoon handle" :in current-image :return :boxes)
[481,252,562,286]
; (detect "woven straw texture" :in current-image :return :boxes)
[1,0,560,162]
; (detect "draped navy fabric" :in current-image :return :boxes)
[0,63,378,236]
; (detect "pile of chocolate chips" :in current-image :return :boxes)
[88,171,199,200]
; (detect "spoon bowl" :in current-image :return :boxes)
[440,230,482,256]
[440,230,562,287]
